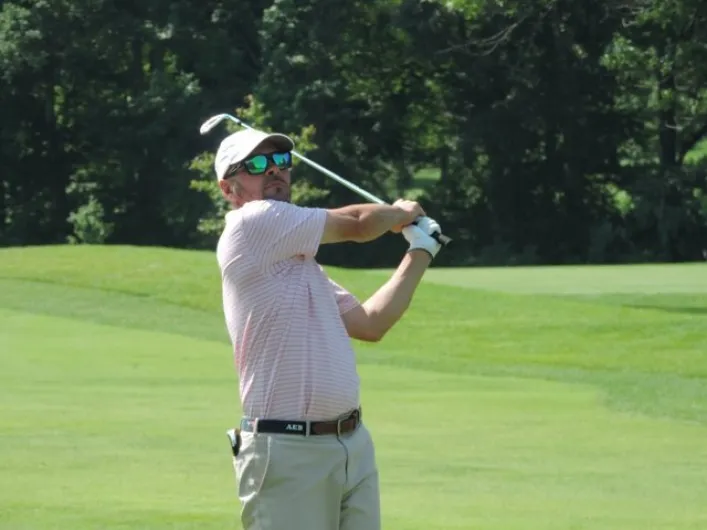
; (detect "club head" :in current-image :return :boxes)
[199,114,229,135]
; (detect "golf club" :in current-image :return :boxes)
[199,113,452,246]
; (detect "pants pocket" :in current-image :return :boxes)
[234,433,272,503]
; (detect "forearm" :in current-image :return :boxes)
[332,204,410,242]
[361,250,432,337]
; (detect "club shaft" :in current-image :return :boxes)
[293,152,387,205]
[220,115,384,204]
[208,114,451,245]
[297,153,452,245]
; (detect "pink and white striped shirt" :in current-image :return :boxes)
[216,199,361,421]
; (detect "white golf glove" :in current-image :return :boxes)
[402,220,442,259]
[414,216,442,239]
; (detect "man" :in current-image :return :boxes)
[213,126,443,530]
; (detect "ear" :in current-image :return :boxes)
[218,179,232,199]
[219,178,245,208]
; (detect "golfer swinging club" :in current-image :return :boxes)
[214,126,444,530]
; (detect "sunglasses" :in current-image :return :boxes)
[226,151,293,177]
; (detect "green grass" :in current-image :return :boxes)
[404,167,441,199]
[1,245,706,529]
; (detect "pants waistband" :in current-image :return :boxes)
[240,407,362,436]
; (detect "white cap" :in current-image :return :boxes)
[214,128,295,181]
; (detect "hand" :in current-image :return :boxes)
[391,199,426,233]
[413,216,442,239]
[402,224,442,259]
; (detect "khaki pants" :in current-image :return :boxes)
[231,422,380,530]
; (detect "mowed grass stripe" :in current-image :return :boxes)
[0,278,227,344]
[402,262,707,294]
[0,245,226,313]
[2,310,707,530]
[5,275,705,377]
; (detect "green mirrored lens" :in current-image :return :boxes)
[273,152,291,168]
[243,152,291,174]
[245,155,269,173]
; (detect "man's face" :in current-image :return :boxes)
[219,140,292,208]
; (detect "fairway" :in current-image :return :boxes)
[1,246,706,530]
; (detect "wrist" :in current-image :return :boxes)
[406,248,434,265]
[387,206,413,233]
[361,203,408,224]
[402,224,442,259]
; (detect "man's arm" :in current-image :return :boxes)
[237,199,424,268]
[341,221,443,342]
[321,201,423,244]
[342,250,432,342]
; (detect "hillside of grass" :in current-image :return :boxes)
[1,245,706,530]
[2,244,706,422]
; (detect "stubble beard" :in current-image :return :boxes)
[262,175,291,203]
[231,175,291,204]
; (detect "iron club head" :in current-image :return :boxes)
[199,114,231,135]
[199,113,252,136]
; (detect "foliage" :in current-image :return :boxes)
[2,0,707,265]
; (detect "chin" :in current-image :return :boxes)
[264,188,291,203]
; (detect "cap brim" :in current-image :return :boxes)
[245,133,294,158]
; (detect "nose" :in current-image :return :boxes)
[265,163,281,176]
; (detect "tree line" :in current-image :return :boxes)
[1,0,706,267]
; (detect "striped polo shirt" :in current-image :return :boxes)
[217,199,361,421]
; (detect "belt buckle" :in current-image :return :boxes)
[337,409,358,435]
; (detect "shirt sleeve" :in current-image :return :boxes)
[327,275,361,315]
[239,200,327,267]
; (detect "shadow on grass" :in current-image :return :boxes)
[624,304,707,316]
[1,279,230,345]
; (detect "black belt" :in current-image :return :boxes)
[240,407,361,436]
